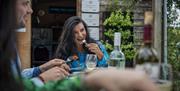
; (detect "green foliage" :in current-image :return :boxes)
[167,1,180,90]
[102,9,135,61]
[168,28,180,71]
[103,10,132,28]
[167,28,180,91]
[172,0,180,9]
[121,43,136,61]
[167,0,180,25]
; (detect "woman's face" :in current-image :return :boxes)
[74,22,87,47]
[16,0,33,28]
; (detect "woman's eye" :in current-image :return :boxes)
[80,28,84,32]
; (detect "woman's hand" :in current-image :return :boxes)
[87,43,103,60]
[39,58,70,72]
[39,66,70,83]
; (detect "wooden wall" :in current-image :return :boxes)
[18,0,79,68]
[17,15,31,69]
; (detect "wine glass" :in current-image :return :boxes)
[86,54,97,71]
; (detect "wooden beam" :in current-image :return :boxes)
[76,0,81,16]
[153,0,162,62]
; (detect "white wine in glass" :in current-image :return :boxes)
[86,54,97,70]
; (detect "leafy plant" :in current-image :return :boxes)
[167,0,180,90]
[167,28,180,91]
[168,28,180,71]
[102,9,135,62]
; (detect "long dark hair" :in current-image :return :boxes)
[55,16,96,60]
[0,0,23,91]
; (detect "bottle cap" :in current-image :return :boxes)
[144,11,153,43]
[144,11,153,25]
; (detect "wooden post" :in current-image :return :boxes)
[17,15,31,69]
[76,0,81,16]
[153,0,162,62]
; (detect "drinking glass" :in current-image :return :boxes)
[86,54,97,70]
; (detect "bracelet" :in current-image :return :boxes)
[38,75,45,83]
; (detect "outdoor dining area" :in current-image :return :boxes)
[0,0,179,91]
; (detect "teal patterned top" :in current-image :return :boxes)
[69,41,109,72]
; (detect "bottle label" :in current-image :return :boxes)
[144,24,152,43]
[108,58,125,68]
[114,33,121,46]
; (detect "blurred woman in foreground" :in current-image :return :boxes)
[0,0,23,90]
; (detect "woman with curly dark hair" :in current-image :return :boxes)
[55,16,109,72]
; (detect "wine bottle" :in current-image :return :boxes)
[134,17,160,80]
[134,12,159,65]
[109,32,125,68]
